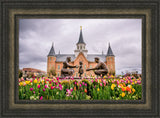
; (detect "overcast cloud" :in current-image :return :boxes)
[19,19,142,75]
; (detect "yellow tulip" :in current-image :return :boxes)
[34,79,37,84]
[19,82,23,86]
[132,88,136,93]
[135,81,137,84]
[111,84,116,90]
[121,92,125,97]
[97,88,100,91]
[25,81,30,85]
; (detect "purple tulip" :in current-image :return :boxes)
[30,88,33,91]
[43,88,45,91]
[44,85,48,88]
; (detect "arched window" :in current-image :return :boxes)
[76,73,78,77]
[80,45,82,49]
[84,65,86,69]
[57,73,59,77]
[58,65,60,70]
[50,57,52,61]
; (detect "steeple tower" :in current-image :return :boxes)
[106,43,114,56]
[48,42,56,56]
[74,26,88,57]
[106,43,115,74]
[47,43,56,75]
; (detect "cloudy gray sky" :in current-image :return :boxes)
[19,19,142,75]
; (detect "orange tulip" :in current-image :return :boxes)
[84,88,87,93]
[74,87,76,91]
[126,86,131,92]
[122,87,126,92]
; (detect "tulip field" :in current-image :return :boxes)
[19,75,142,100]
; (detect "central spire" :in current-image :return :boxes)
[74,26,88,57]
[77,26,86,44]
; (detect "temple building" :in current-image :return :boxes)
[47,26,115,77]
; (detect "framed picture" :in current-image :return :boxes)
[0,0,159,117]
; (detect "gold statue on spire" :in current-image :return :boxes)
[80,26,82,30]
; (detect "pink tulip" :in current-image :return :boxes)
[117,81,119,85]
[59,84,62,88]
[51,86,54,90]
[121,79,124,83]
[23,83,26,86]
[59,87,62,91]
[21,78,24,81]
[85,83,87,86]
[40,96,43,100]
[37,85,40,88]
[43,88,45,91]
[137,80,141,84]
[33,91,35,94]
[100,83,102,86]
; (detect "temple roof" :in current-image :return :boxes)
[77,26,86,44]
[48,43,56,56]
[55,54,106,62]
[106,43,114,56]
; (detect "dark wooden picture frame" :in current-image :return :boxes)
[0,0,159,117]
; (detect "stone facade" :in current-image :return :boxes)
[47,26,115,77]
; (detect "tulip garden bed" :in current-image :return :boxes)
[19,75,142,100]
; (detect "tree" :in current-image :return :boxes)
[19,69,23,78]
[49,67,56,77]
